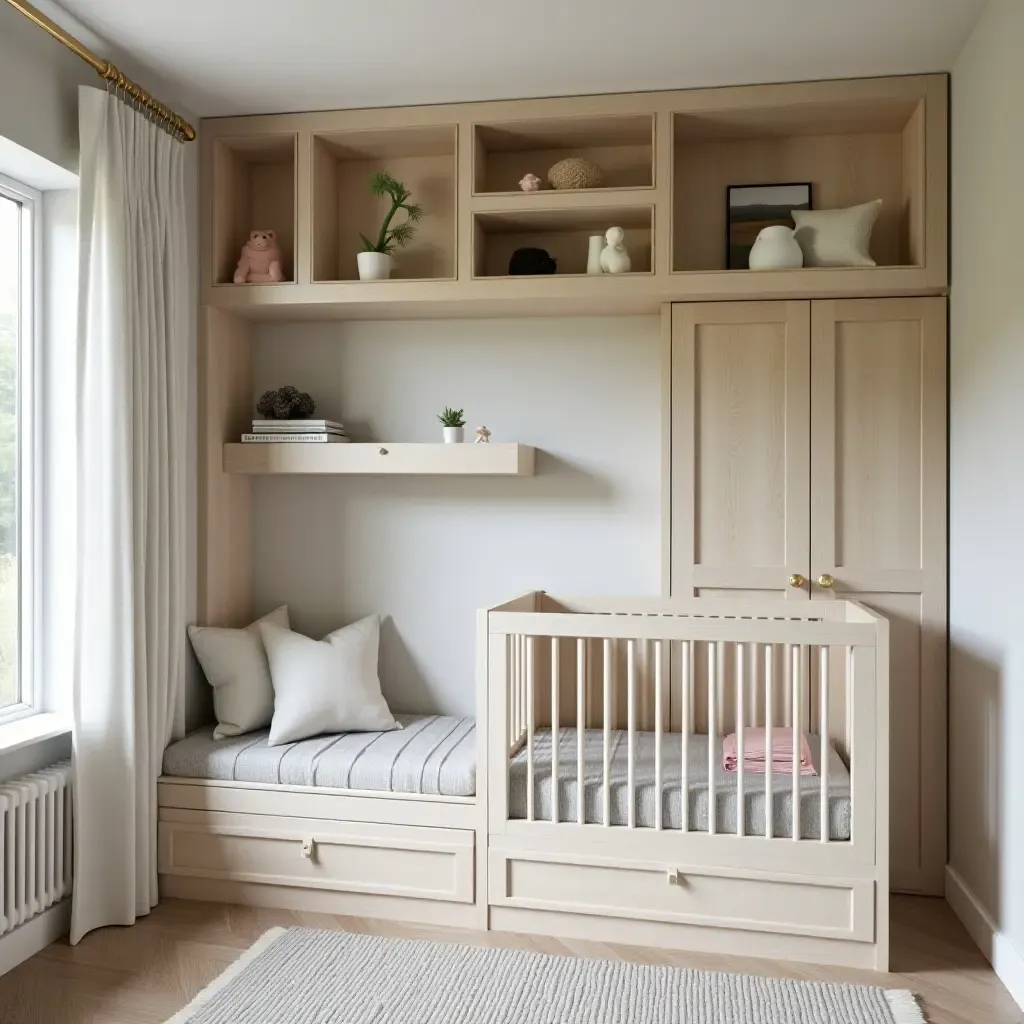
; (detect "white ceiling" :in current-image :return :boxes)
[55,0,985,119]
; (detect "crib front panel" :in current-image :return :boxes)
[486,596,886,864]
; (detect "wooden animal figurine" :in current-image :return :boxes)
[600,227,631,274]
[474,426,491,444]
[519,173,542,192]
[234,229,284,284]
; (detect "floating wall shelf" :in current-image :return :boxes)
[201,74,948,320]
[223,442,537,476]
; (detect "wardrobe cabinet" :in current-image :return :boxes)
[669,297,947,895]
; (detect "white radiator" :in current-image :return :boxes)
[0,761,73,935]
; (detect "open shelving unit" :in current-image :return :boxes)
[199,74,946,318]
[224,442,536,476]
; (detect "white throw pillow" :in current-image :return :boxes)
[188,606,289,739]
[792,199,882,267]
[260,615,399,747]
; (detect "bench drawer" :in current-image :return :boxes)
[160,816,474,903]
[489,849,872,941]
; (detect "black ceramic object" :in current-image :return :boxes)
[508,247,557,275]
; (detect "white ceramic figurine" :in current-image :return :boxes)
[600,227,631,274]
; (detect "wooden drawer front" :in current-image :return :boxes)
[160,820,474,903]
[489,850,873,942]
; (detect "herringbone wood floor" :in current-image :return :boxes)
[0,896,1019,1023]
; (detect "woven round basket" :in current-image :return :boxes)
[547,156,605,190]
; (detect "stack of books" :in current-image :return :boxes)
[241,419,350,443]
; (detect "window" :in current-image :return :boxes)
[0,173,39,720]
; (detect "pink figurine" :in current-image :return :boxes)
[474,426,491,444]
[233,229,285,284]
[519,173,542,193]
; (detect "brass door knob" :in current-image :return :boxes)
[788,574,806,589]
[817,573,835,589]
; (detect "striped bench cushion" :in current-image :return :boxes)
[162,714,476,797]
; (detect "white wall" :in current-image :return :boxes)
[0,3,93,174]
[252,316,663,716]
[949,0,1024,1007]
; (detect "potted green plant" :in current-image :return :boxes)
[357,171,424,281]
[438,407,466,444]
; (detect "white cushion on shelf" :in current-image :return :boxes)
[188,605,289,740]
[792,199,882,267]
[261,615,400,747]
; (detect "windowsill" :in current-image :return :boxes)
[0,713,71,755]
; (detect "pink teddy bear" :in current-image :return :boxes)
[233,229,285,284]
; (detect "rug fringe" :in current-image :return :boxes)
[885,989,928,1024]
[164,927,288,1024]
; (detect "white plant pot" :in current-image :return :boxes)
[357,251,394,281]
[443,426,465,444]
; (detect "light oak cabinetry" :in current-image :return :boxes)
[669,297,947,894]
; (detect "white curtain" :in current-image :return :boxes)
[71,87,188,944]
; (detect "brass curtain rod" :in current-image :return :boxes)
[4,0,196,142]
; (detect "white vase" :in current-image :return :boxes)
[443,426,464,444]
[357,251,394,281]
[747,225,803,270]
[586,235,604,275]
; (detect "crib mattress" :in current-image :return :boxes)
[162,714,476,797]
[508,728,852,840]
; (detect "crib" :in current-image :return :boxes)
[481,592,890,970]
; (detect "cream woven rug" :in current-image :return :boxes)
[167,927,926,1024]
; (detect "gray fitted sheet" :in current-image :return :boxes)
[509,728,851,840]
[162,714,476,797]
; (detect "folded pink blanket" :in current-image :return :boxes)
[723,727,816,776]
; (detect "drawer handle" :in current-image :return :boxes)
[301,837,316,860]
[667,869,681,886]
[377,446,389,456]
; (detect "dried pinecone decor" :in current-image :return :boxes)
[256,386,316,420]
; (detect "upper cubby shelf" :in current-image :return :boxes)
[672,96,928,273]
[312,126,457,283]
[472,114,655,195]
[211,135,297,285]
[199,74,947,319]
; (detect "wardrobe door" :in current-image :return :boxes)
[671,301,810,601]
[810,297,947,895]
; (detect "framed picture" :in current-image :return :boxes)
[726,183,812,270]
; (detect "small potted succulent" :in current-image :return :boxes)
[357,170,424,281]
[438,407,466,444]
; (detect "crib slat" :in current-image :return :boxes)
[526,636,535,822]
[820,646,830,843]
[603,638,612,828]
[681,640,692,832]
[736,642,745,838]
[627,639,636,829]
[654,640,663,831]
[577,638,585,826]
[765,644,774,840]
[512,635,519,749]
[791,644,801,841]
[551,637,560,824]
[708,642,719,835]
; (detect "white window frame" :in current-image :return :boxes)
[0,172,42,724]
